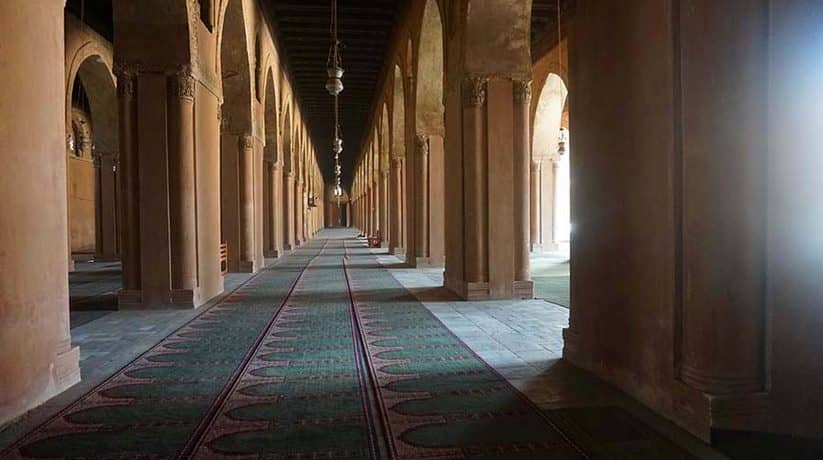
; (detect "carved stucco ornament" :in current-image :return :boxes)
[239,134,254,150]
[415,134,429,157]
[176,66,196,100]
[463,77,487,107]
[513,79,532,105]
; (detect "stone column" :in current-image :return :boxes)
[116,67,141,293]
[530,160,541,252]
[284,171,295,250]
[0,0,80,426]
[269,162,282,257]
[382,170,390,246]
[238,134,256,272]
[512,80,533,297]
[390,157,403,253]
[463,78,488,288]
[94,152,119,261]
[677,0,767,396]
[551,158,561,247]
[414,135,429,263]
[366,181,375,236]
[294,178,304,246]
[169,69,198,292]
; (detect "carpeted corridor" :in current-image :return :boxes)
[1,230,716,459]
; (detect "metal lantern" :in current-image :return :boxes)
[558,127,569,156]
[325,66,344,96]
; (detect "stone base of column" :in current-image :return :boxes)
[512,280,534,299]
[284,244,294,251]
[237,261,256,273]
[530,243,543,253]
[118,288,208,310]
[562,324,769,441]
[390,247,406,258]
[170,289,196,307]
[54,345,81,394]
[415,256,444,268]
[444,279,490,300]
[92,257,121,263]
[561,326,582,363]
[264,250,281,258]
[680,365,764,395]
[117,289,143,307]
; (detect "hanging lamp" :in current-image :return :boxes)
[327,0,344,205]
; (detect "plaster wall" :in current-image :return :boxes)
[68,156,96,253]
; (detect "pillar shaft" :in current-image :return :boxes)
[117,68,141,291]
[530,160,540,251]
[94,153,119,260]
[284,172,295,250]
[463,78,488,284]
[169,70,198,289]
[294,176,304,246]
[269,163,282,256]
[414,135,429,259]
[238,135,256,271]
[513,80,532,285]
[390,158,403,252]
[0,0,80,425]
[384,172,390,243]
[551,159,561,245]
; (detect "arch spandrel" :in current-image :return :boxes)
[415,0,445,137]
[263,68,279,163]
[464,0,532,78]
[112,0,193,68]
[217,0,254,136]
[392,64,407,158]
[381,104,391,171]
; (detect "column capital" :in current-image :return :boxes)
[239,134,254,150]
[462,77,488,107]
[391,157,403,168]
[114,62,139,98]
[513,79,532,105]
[415,134,429,157]
[176,66,196,101]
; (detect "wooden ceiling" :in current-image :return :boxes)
[265,0,408,186]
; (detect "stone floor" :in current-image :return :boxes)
[1,237,726,458]
[0,262,268,450]
[530,250,571,307]
[380,251,725,459]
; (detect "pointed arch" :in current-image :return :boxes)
[415,0,445,136]
[217,0,253,135]
[381,103,391,171]
[263,68,279,163]
[392,64,406,158]
[532,73,568,160]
